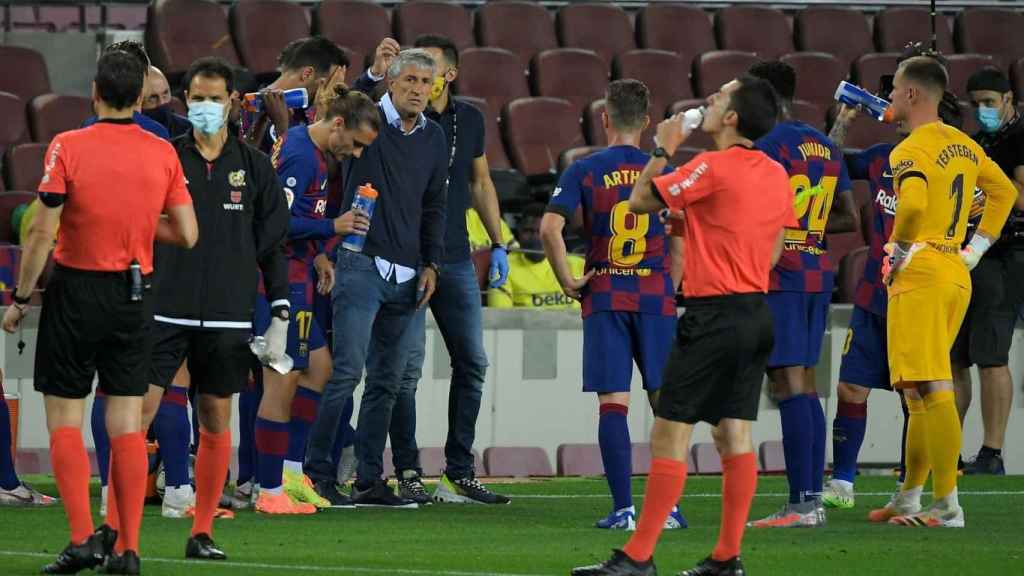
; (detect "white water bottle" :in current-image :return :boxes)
[655,107,704,148]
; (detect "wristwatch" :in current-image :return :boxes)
[652,147,669,159]
[11,288,30,306]
[491,242,506,251]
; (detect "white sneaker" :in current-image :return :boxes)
[868,486,922,523]
[100,485,108,516]
[162,484,196,518]
[890,502,965,528]
[337,446,357,486]
[822,479,855,509]
[0,483,58,506]
[229,481,254,510]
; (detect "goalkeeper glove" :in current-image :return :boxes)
[960,234,992,272]
[882,242,924,285]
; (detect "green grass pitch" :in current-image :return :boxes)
[1,474,1021,575]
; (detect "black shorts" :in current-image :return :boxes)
[149,322,253,397]
[951,250,1024,368]
[657,293,774,426]
[34,265,152,399]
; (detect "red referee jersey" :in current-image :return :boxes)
[38,120,191,274]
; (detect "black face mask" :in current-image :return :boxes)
[142,104,172,127]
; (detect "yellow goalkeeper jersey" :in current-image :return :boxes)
[466,208,515,251]
[488,252,585,310]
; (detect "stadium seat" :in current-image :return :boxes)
[556,443,604,476]
[873,7,954,54]
[556,3,635,66]
[614,49,694,119]
[146,0,241,83]
[584,100,609,147]
[694,51,760,98]
[637,4,716,64]
[833,114,900,151]
[671,147,705,166]
[791,100,825,132]
[0,46,51,105]
[630,443,697,475]
[958,101,980,136]
[781,52,847,112]
[531,49,609,118]
[850,179,873,243]
[0,192,36,243]
[853,53,901,94]
[716,6,793,60]
[1012,60,1024,105]
[5,143,47,192]
[483,447,554,477]
[106,4,149,30]
[475,1,557,71]
[28,95,92,143]
[315,0,391,59]
[503,97,584,178]
[837,246,868,303]
[796,7,873,71]
[339,47,366,85]
[669,99,717,151]
[758,440,786,473]
[955,8,1024,69]
[0,92,29,152]
[455,96,511,170]
[394,1,474,51]
[230,0,310,80]
[418,447,483,477]
[945,54,997,101]
[36,6,101,32]
[691,442,722,474]
[1,6,51,31]
[558,146,604,174]
[457,48,530,124]
[827,230,865,275]
[470,248,490,293]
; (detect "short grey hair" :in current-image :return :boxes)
[387,48,436,80]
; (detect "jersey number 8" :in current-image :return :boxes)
[608,201,649,267]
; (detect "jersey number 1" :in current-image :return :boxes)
[608,200,649,267]
[946,174,965,240]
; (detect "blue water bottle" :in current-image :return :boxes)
[342,184,378,252]
[834,81,894,123]
[242,87,309,112]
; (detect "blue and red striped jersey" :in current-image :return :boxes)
[847,144,896,317]
[272,125,333,285]
[547,145,675,318]
[756,121,851,293]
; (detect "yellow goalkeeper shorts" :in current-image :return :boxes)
[887,282,970,388]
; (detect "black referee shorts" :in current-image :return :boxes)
[657,293,774,426]
[149,322,253,398]
[951,249,1024,368]
[34,265,152,399]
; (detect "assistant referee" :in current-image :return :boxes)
[2,51,197,574]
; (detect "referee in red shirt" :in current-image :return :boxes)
[573,76,796,576]
[2,51,197,574]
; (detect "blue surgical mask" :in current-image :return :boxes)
[187,100,226,135]
[976,106,1002,133]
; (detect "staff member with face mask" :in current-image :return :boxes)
[951,68,1024,476]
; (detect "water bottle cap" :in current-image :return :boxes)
[357,184,379,199]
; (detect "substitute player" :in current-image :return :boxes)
[1,51,197,574]
[573,75,794,576]
[542,79,685,531]
[874,56,1016,528]
[253,84,379,512]
[746,61,858,528]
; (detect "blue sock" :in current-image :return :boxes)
[779,395,812,504]
[90,394,110,487]
[0,393,19,490]
[808,393,826,499]
[287,387,321,465]
[330,396,355,466]
[237,376,262,486]
[832,400,867,483]
[153,387,191,488]
[255,417,288,491]
[598,403,632,511]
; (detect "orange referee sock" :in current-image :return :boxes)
[712,452,758,562]
[110,432,147,554]
[192,429,232,538]
[49,427,95,545]
[623,458,687,563]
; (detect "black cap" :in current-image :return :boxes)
[966,67,1012,94]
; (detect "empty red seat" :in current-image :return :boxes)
[556,3,635,66]
[230,0,310,79]
[781,52,847,112]
[457,48,530,124]
[315,0,390,59]
[691,442,722,474]
[796,7,872,71]
[0,46,51,105]
[837,246,868,303]
[758,440,786,473]
[5,143,47,191]
[945,54,998,100]
[854,53,901,94]
[37,6,102,32]
[504,98,584,178]
[584,101,607,147]
[834,114,900,150]
[614,49,694,119]
[874,7,954,54]
[340,47,366,85]
[455,96,511,170]
[484,447,554,477]
[559,146,604,173]
[146,0,241,82]
[637,4,716,63]
[28,95,92,143]
[556,443,604,476]
[717,7,793,59]
[791,100,825,132]
[695,51,760,97]
[394,1,474,51]
[955,8,1024,68]
[0,92,29,152]
[106,5,149,30]
[475,1,556,71]
[532,49,609,118]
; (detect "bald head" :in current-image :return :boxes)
[144,66,171,110]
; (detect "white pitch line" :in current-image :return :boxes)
[513,490,1024,499]
[0,550,553,576]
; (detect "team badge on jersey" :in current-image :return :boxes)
[230,190,242,203]
[229,170,246,187]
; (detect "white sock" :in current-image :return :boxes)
[283,460,304,476]
[832,479,854,491]
[935,488,960,511]
[262,484,283,496]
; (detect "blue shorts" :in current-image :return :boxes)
[766,291,829,369]
[582,311,676,394]
[838,306,892,390]
[254,283,326,371]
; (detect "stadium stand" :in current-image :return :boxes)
[716,6,793,60]
[0,93,29,152]
[474,0,557,71]
[613,49,693,121]
[945,53,998,99]
[315,0,391,61]
[531,48,608,118]
[0,46,51,106]
[146,0,241,83]
[503,97,584,179]
[637,4,716,65]
[874,7,955,53]
[455,96,511,171]
[394,1,474,50]
[795,7,874,71]
[694,51,760,98]
[456,47,530,124]
[27,94,91,143]
[780,52,847,112]
[854,52,902,94]
[556,443,604,477]
[556,2,635,66]
[230,0,311,80]
[4,143,47,192]
[955,8,1024,68]
[558,146,603,174]
[691,442,723,474]
[758,440,787,473]
[483,447,554,478]
[0,192,35,243]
